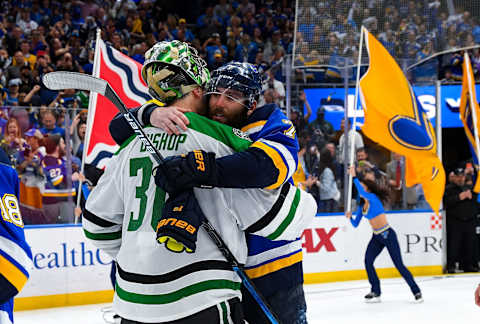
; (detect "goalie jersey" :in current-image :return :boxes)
[0,150,33,324]
[84,112,315,323]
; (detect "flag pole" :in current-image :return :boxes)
[465,52,480,183]
[75,28,102,224]
[346,26,365,213]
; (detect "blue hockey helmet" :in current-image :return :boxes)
[206,62,262,109]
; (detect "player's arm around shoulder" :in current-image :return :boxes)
[109,100,167,145]
[247,111,299,190]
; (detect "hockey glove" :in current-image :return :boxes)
[153,150,218,194]
[156,189,205,253]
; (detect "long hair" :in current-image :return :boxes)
[361,177,391,205]
[317,147,335,178]
[5,117,22,139]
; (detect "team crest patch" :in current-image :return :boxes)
[232,128,252,142]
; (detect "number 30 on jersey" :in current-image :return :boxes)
[0,194,24,228]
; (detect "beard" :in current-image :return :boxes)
[208,106,248,129]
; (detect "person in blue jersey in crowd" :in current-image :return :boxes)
[109,44,309,324]
[0,146,33,324]
[346,165,423,304]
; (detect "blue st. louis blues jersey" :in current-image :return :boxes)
[243,104,299,190]
[0,158,33,324]
[240,104,303,297]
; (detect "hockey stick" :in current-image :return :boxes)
[43,71,280,324]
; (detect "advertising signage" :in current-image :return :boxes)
[302,84,478,130]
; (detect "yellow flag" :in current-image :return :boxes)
[459,53,480,194]
[358,27,445,215]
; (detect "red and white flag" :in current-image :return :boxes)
[83,35,150,169]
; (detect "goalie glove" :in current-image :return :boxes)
[156,189,205,253]
[153,150,218,194]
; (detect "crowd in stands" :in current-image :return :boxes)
[1,0,478,225]
[295,0,480,83]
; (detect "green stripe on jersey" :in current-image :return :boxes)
[185,112,252,152]
[115,279,241,305]
[83,229,122,241]
[267,188,301,240]
[114,134,137,155]
[114,112,252,155]
[220,301,229,323]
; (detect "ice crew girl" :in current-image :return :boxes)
[346,165,423,303]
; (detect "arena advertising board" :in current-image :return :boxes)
[303,84,478,130]
[16,212,441,309]
[302,211,443,283]
[15,225,114,310]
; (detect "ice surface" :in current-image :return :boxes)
[15,274,480,324]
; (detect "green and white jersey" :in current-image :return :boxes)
[84,112,315,323]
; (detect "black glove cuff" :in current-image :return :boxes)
[142,103,158,126]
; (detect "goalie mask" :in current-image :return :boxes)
[142,40,210,103]
[205,62,262,109]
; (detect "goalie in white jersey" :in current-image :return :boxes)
[84,41,316,324]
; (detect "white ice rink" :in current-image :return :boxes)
[15,274,480,324]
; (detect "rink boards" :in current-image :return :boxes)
[302,211,443,283]
[14,211,442,310]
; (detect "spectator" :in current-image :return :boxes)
[385,153,417,210]
[213,0,231,22]
[5,26,23,57]
[70,109,88,159]
[19,40,36,70]
[39,110,65,137]
[30,29,47,55]
[202,32,227,67]
[0,117,26,158]
[337,119,364,166]
[252,27,265,51]
[19,65,36,94]
[172,18,194,43]
[355,147,383,181]
[210,49,225,70]
[16,128,45,179]
[234,33,258,63]
[263,29,282,63]
[17,7,38,36]
[41,134,78,224]
[444,167,479,273]
[259,70,285,108]
[290,91,312,134]
[56,52,82,72]
[9,108,30,134]
[4,78,21,107]
[5,51,28,82]
[238,0,256,16]
[308,105,334,150]
[316,147,340,212]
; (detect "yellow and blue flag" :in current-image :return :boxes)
[358,27,445,215]
[459,53,480,194]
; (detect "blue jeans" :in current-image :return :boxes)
[317,199,337,213]
[365,228,420,295]
[242,283,307,324]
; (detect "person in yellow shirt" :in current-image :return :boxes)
[18,40,36,70]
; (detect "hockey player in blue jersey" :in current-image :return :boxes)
[158,62,307,324]
[0,147,33,324]
[109,52,308,323]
